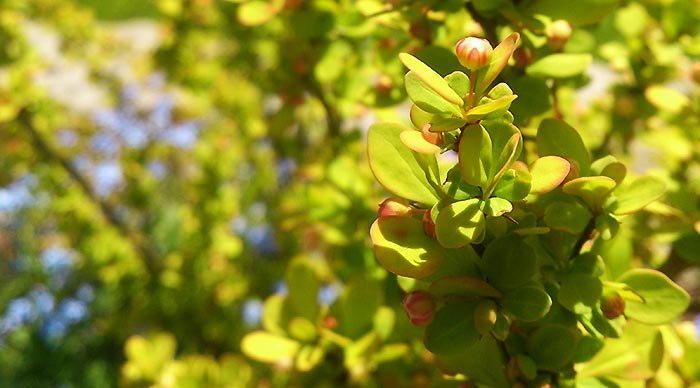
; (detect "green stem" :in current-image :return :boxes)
[468,70,477,110]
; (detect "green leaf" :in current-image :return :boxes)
[482,234,537,290]
[591,156,627,185]
[526,325,579,371]
[428,275,502,300]
[262,294,293,335]
[491,312,510,341]
[523,0,618,26]
[595,214,619,240]
[494,168,532,201]
[465,95,518,122]
[529,156,570,195]
[578,321,663,380]
[288,317,317,343]
[373,307,396,341]
[474,33,520,97]
[370,217,444,279]
[340,277,383,338]
[435,199,485,248]
[570,253,606,277]
[295,345,324,372]
[617,269,690,324]
[445,71,470,97]
[405,72,463,116]
[514,354,538,380]
[674,232,700,262]
[237,1,279,26]
[483,197,513,217]
[527,54,592,78]
[488,133,520,191]
[424,303,479,355]
[474,299,498,335]
[399,53,464,106]
[536,119,591,175]
[241,332,300,363]
[509,76,551,121]
[410,104,432,130]
[459,124,492,187]
[645,85,689,114]
[544,201,592,234]
[399,130,440,154]
[502,285,552,322]
[563,176,617,212]
[605,176,666,215]
[429,116,466,133]
[558,273,602,314]
[286,259,320,321]
[368,122,440,205]
[437,335,509,388]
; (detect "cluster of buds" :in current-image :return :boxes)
[402,290,437,326]
[455,37,493,71]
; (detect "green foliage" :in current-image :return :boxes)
[0,0,699,387]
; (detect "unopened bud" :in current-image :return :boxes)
[455,37,493,71]
[601,293,626,319]
[421,124,441,146]
[691,62,700,84]
[402,290,436,326]
[547,20,572,51]
[378,198,413,218]
[376,75,393,95]
[422,210,436,238]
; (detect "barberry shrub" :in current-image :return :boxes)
[368,33,690,387]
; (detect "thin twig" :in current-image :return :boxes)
[19,108,161,275]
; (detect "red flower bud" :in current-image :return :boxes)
[378,198,413,218]
[402,290,436,326]
[547,20,572,51]
[455,37,493,71]
[422,210,436,238]
[601,293,626,319]
[421,124,441,146]
[692,62,700,84]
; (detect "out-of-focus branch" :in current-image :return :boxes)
[18,108,161,276]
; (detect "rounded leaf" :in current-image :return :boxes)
[241,332,300,364]
[501,285,552,322]
[529,156,570,195]
[370,217,443,279]
[617,269,690,324]
[526,325,579,371]
[482,234,537,290]
[424,303,479,355]
[435,199,485,248]
[368,122,440,205]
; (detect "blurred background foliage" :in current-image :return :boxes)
[0,0,699,386]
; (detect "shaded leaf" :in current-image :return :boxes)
[435,199,485,248]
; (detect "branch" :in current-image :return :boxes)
[570,217,596,260]
[307,77,342,139]
[18,109,162,275]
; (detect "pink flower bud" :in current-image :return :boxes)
[378,198,413,218]
[403,290,436,326]
[455,37,493,71]
[547,20,572,51]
